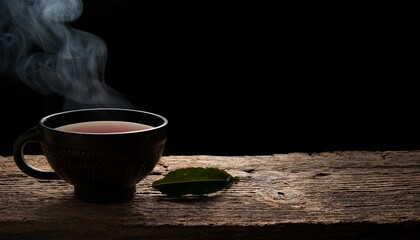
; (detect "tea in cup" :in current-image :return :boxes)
[13,108,168,203]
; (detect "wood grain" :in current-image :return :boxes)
[1,152,420,239]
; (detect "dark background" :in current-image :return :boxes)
[1,1,418,156]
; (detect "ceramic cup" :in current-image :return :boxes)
[13,108,168,203]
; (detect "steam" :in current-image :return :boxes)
[0,0,133,110]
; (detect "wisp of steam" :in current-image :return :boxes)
[0,0,133,110]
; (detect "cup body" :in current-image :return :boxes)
[13,108,168,203]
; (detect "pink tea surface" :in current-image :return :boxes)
[55,121,152,133]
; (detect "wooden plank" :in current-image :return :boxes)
[1,152,420,239]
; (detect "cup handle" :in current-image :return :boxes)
[13,127,60,179]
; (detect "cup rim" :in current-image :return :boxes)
[40,108,168,135]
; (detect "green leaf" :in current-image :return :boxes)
[152,167,239,196]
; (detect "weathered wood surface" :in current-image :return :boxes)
[1,151,420,239]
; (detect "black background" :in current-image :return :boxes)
[1,1,418,156]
